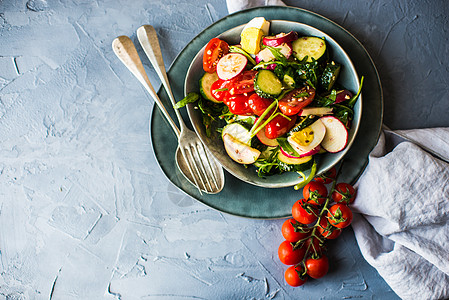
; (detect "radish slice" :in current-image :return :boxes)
[299,107,333,117]
[256,127,279,147]
[280,145,320,158]
[288,119,326,153]
[216,53,248,80]
[334,89,354,104]
[320,116,348,153]
[223,133,261,164]
[262,31,298,47]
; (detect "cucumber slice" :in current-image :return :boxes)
[292,37,326,62]
[222,122,252,146]
[199,72,220,103]
[254,70,283,98]
[319,61,341,91]
[277,151,314,172]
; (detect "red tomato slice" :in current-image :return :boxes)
[224,94,254,116]
[210,79,230,102]
[265,114,297,139]
[278,86,316,116]
[247,93,275,116]
[203,38,229,73]
[228,70,257,95]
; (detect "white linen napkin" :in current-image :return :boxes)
[351,127,449,300]
[226,1,449,299]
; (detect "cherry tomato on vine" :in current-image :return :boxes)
[332,182,356,204]
[292,199,319,225]
[284,265,308,287]
[278,240,306,265]
[303,181,328,205]
[314,167,337,184]
[317,217,342,239]
[203,38,229,73]
[304,236,322,254]
[327,203,353,228]
[281,218,310,243]
[305,255,329,279]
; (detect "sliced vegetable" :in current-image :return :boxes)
[265,114,297,139]
[203,38,229,73]
[199,72,220,103]
[288,119,326,153]
[216,53,248,80]
[254,69,283,98]
[224,94,253,116]
[279,138,320,158]
[242,17,270,36]
[319,61,341,92]
[292,37,326,62]
[263,31,298,47]
[278,151,314,172]
[256,126,279,147]
[210,78,230,102]
[247,93,275,116]
[240,27,264,55]
[229,45,257,66]
[278,86,316,116]
[223,133,261,164]
[333,89,353,104]
[299,107,333,116]
[256,43,292,63]
[319,116,348,153]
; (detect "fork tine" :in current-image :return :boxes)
[192,142,214,192]
[178,147,203,195]
[185,145,208,192]
[197,142,220,190]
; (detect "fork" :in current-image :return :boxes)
[112,31,224,194]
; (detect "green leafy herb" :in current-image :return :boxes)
[173,92,199,109]
[347,76,364,108]
[229,45,257,65]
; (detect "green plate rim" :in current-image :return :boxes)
[149,6,383,219]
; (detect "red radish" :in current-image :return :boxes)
[255,43,292,63]
[262,31,298,47]
[320,116,348,153]
[287,120,326,153]
[216,53,247,80]
[334,89,354,104]
[299,107,333,116]
[280,145,320,158]
[256,127,279,147]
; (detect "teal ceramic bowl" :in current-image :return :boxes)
[184,20,362,188]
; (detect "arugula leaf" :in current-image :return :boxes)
[173,92,199,109]
[229,45,257,65]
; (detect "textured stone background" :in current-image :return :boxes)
[0,0,447,299]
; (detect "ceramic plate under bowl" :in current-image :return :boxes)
[150,6,383,219]
[184,20,361,188]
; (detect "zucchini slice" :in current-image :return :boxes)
[292,37,326,62]
[199,72,220,103]
[319,61,341,92]
[277,151,314,172]
[254,70,283,98]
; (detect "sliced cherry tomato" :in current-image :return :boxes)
[314,167,337,184]
[278,240,306,265]
[210,79,230,102]
[292,199,319,225]
[278,86,315,116]
[247,93,275,116]
[284,265,307,287]
[265,114,297,139]
[224,94,253,116]
[317,217,342,239]
[281,218,310,243]
[203,38,229,73]
[305,255,329,279]
[332,182,356,204]
[303,181,328,206]
[327,203,353,228]
[228,70,256,95]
